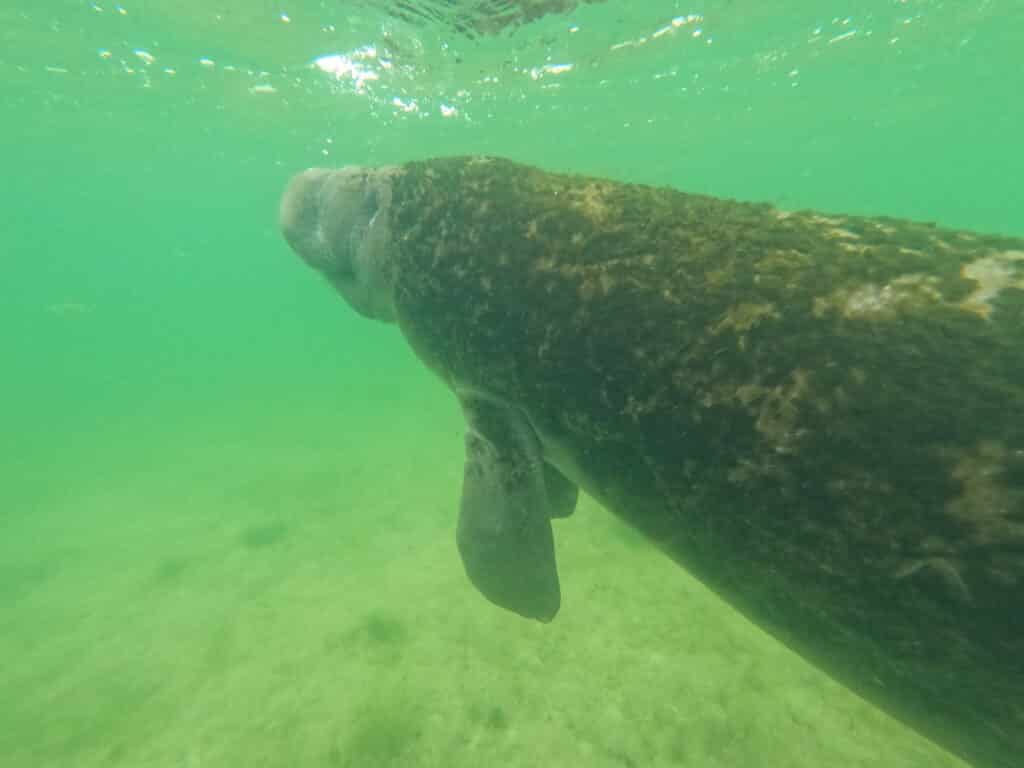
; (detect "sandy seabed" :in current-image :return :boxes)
[0,395,965,768]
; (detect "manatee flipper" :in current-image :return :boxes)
[544,463,578,519]
[457,394,562,622]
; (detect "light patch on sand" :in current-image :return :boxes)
[959,250,1024,319]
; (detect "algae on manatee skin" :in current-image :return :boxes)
[374,156,1024,768]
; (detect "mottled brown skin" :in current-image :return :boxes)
[379,158,1024,768]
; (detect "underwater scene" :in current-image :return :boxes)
[3,2,1022,767]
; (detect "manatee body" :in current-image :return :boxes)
[279,156,1024,768]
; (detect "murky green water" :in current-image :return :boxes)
[3,2,1021,766]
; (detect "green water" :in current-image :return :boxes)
[3,2,1021,766]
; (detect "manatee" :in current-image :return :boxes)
[279,156,1024,768]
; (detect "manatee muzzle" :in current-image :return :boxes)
[280,165,398,322]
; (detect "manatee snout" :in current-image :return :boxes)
[279,168,340,273]
[279,165,398,323]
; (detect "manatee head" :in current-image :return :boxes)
[279,165,399,323]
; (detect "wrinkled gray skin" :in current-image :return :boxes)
[280,167,577,622]
[278,167,399,323]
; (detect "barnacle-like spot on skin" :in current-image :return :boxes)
[712,305,774,356]
[826,466,891,496]
[561,408,614,442]
[572,267,619,301]
[734,382,764,407]
[728,456,783,484]
[534,256,557,272]
[935,441,1024,589]
[568,183,613,222]
[948,442,1024,547]
[844,284,893,317]
[958,251,1024,319]
[753,369,812,455]
[713,303,780,335]
[810,214,844,227]
[661,287,683,305]
[838,241,869,254]
[815,274,942,318]
[622,393,661,422]
[829,227,860,241]
[714,371,813,459]
[579,277,598,301]
[703,266,733,289]
[599,272,616,294]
